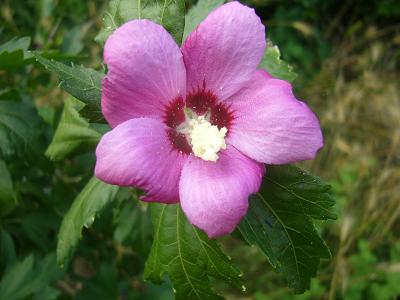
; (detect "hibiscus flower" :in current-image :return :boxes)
[95,1,323,237]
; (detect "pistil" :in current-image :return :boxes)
[188,115,227,162]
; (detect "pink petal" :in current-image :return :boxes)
[102,20,186,128]
[95,118,187,203]
[179,146,265,238]
[182,1,265,102]
[227,70,323,164]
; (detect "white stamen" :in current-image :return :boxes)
[188,116,227,162]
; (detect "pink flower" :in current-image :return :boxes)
[95,2,323,237]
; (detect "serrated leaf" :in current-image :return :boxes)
[0,37,32,70]
[34,54,105,123]
[144,204,242,300]
[0,254,63,300]
[0,98,42,157]
[238,165,335,293]
[182,0,224,41]
[259,42,298,83]
[46,98,103,161]
[57,177,119,266]
[265,165,336,220]
[0,160,17,218]
[96,0,186,45]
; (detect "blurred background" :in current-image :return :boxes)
[0,0,399,299]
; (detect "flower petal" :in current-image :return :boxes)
[179,146,264,238]
[102,20,186,128]
[182,1,265,102]
[227,70,323,164]
[95,118,186,203]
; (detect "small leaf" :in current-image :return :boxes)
[238,165,335,293]
[0,160,17,218]
[34,54,105,123]
[183,0,224,41]
[144,203,242,300]
[0,37,32,70]
[0,98,42,157]
[57,177,119,266]
[96,0,186,45]
[46,98,104,161]
[259,41,298,83]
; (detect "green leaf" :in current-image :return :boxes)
[0,37,32,70]
[144,204,243,300]
[238,165,335,293]
[78,103,106,124]
[96,0,186,45]
[57,177,120,266]
[259,41,298,83]
[76,262,119,300]
[114,200,153,256]
[266,165,336,220]
[0,160,17,218]
[0,228,16,274]
[34,54,105,123]
[21,212,59,252]
[0,254,63,300]
[62,26,84,55]
[0,255,35,300]
[0,37,31,53]
[0,98,42,157]
[183,0,224,41]
[46,98,103,161]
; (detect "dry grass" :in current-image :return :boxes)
[302,29,400,299]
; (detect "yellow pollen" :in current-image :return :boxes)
[188,116,227,162]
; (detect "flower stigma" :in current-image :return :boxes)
[177,112,227,162]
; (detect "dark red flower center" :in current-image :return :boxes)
[164,88,234,154]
